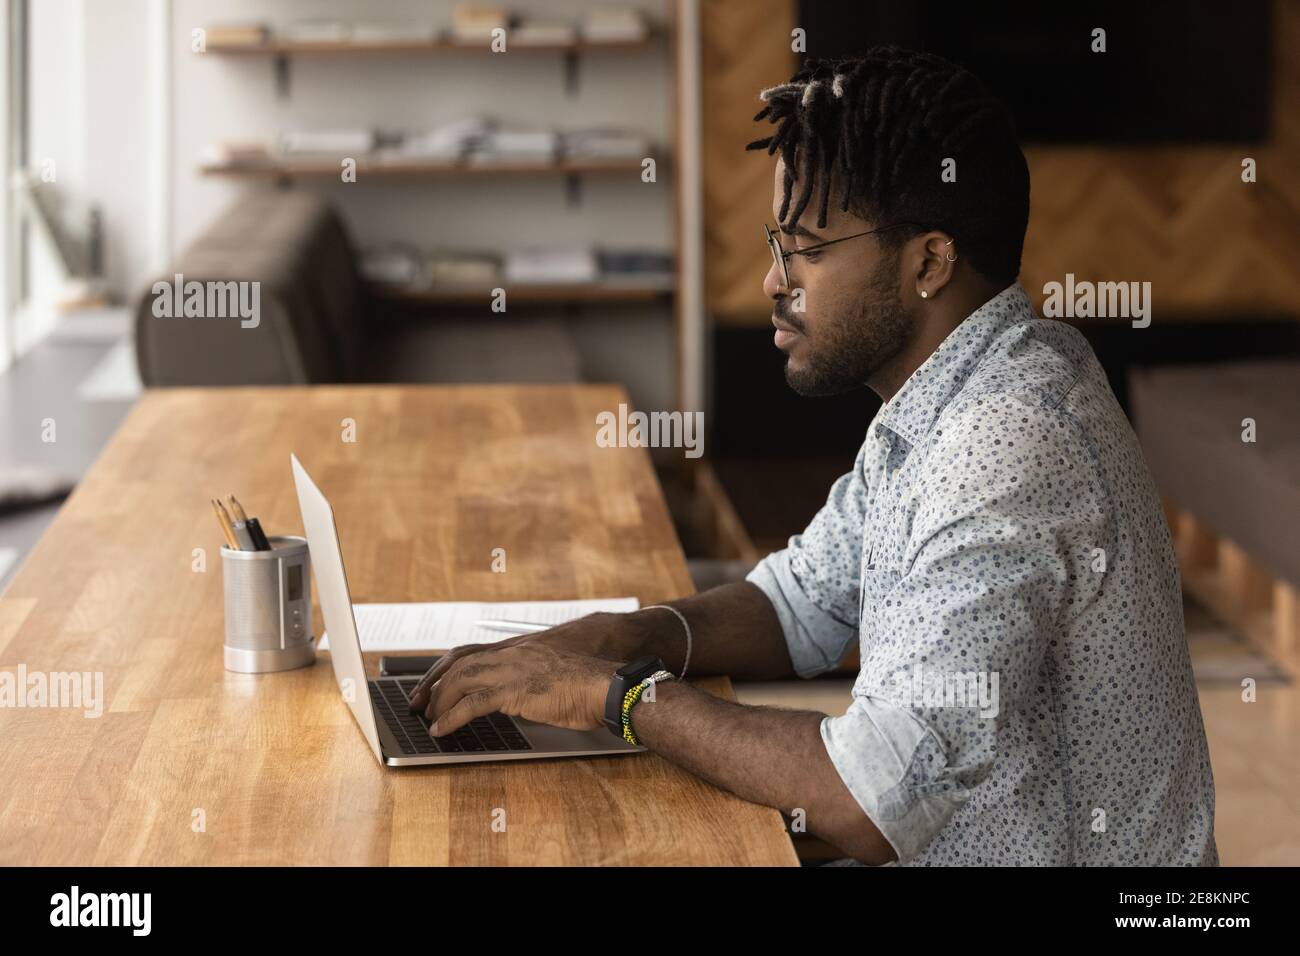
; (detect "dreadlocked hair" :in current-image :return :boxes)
[747,47,1030,285]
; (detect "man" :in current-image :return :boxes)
[409,48,1218,866]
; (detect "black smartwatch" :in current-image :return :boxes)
[603,655,665,738]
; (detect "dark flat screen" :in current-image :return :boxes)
[795,1,1273,144]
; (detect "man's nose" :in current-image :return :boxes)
[763,256,786,300]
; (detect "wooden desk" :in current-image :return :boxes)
[0,385,797,866]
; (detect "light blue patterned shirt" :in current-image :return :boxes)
[748,283,1218,865]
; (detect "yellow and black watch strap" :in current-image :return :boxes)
[603,655,664,739]
[620,669,676,746]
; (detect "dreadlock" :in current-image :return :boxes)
[747,46,1030,284]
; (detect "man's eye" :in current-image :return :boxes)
[800,250,822,261]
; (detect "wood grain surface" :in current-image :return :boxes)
[0,384,797,866]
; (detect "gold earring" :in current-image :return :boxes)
[945,238,957,262]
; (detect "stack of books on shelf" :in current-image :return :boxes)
[279,129,377,157]
[512,18,577,46]
[279,20,353,44]
[349,21,441,45]
[363,246,672,298]
[206,23,269,47]
[450,4,512,44]
[360,244,427,288]
[380,119,494,163]
[580,6,649,43]
[203,8,655,51]
[504,248,600,286]
[428,252,503,289]
[199,141,273,168]
[469,127,559,166]
[561,127,651,161]
[598,250,675,289]
[203,122,651,171]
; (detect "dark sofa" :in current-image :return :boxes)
[136,191,370,385]
[135,191,580,386]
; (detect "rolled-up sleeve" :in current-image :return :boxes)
[818,398,1110,862]
[746,437,873,678]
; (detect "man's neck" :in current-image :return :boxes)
[867,281,1010,403]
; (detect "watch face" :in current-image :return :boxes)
[617,654,661,679]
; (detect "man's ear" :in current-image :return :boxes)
[913,231,957,301]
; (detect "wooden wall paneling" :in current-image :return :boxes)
[701,0,797,324]
[1009,0,1300,321]
[701,0,1300,327]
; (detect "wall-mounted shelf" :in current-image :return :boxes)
[201,156,655,204]
[204,32,662,97]
[377,282,673,307]
[206,37,658,56]
[199,156,652,179]
[192,6,687,410]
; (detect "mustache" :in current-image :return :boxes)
[772,299,806,332]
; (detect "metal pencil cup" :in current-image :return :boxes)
[221,535,315,674]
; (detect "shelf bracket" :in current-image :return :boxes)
[274,53,291,100]
[563,50,580,96]
[564,173,583,207]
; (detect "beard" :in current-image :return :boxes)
[780,259,916,397]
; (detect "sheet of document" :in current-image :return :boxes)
[317,597,640,652]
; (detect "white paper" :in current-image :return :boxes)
[318,597,640,652]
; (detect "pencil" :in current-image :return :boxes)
[219,498,255,550]
[229,494,270,550]
[211,498,239,549]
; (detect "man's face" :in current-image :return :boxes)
[764,159,917,397]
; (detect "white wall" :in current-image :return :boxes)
[83,0,169,300]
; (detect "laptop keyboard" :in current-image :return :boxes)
[369,678,533,756]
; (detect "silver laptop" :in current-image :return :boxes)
[290,453,642,767]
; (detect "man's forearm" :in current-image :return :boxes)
[631,680,897,865]
[624,581,795,680]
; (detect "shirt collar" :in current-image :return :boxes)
[873,283,1033,449]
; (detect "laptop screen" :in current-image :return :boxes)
[290,454,384,762]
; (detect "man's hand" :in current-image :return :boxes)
[412,642,616,736]
[406,611,645,716]
[405,581,798,734]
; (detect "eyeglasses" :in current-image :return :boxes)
[763,221,924,289]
